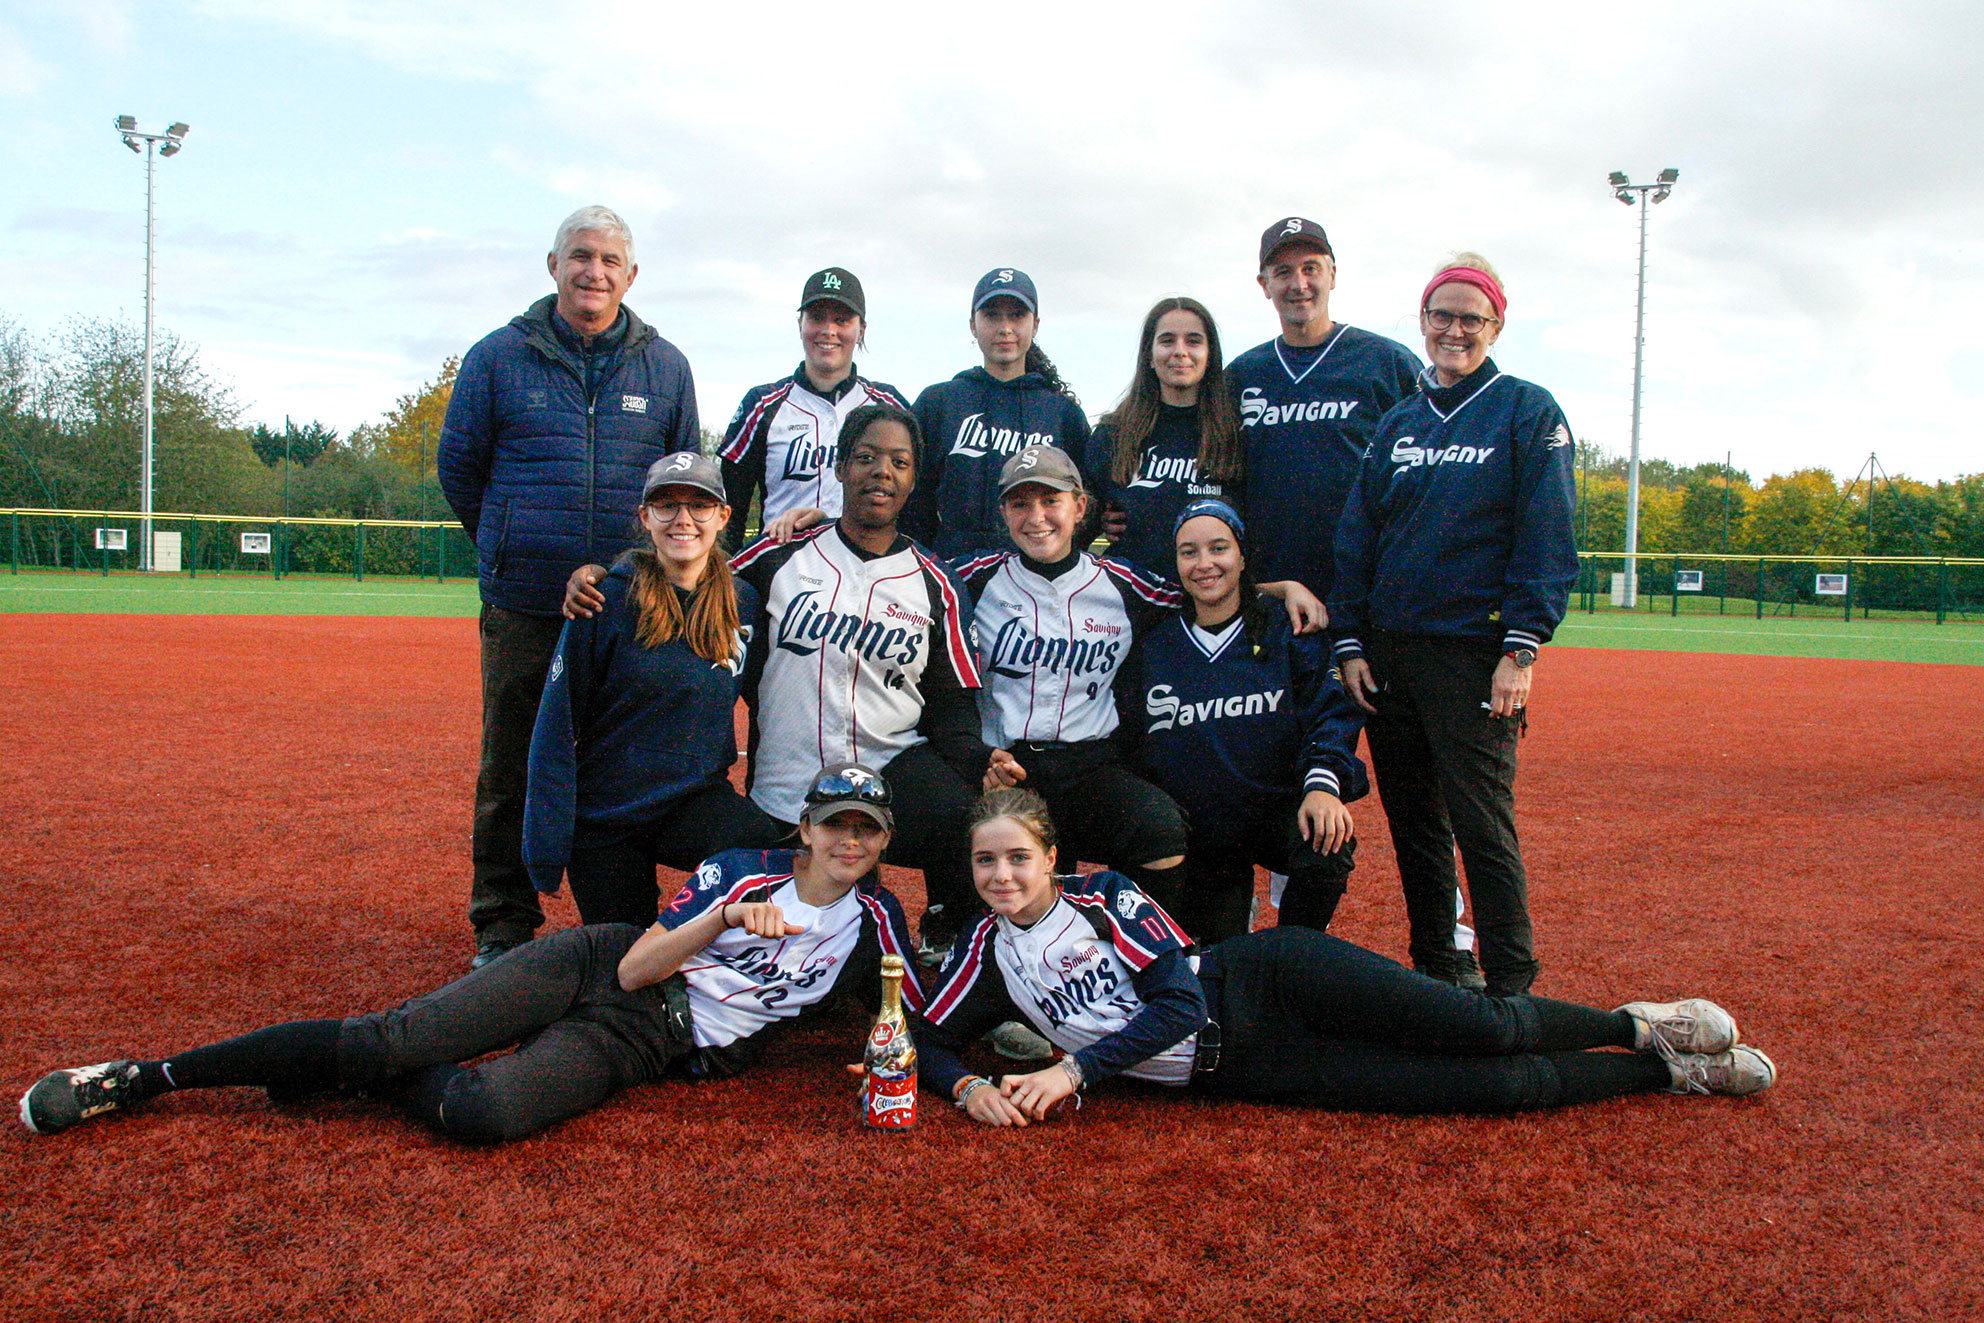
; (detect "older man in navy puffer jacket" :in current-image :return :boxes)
[440,205,699,970]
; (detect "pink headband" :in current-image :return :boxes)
[1421,266,1507,321]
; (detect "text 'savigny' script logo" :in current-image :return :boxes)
[774,590,926,668]
[1144,683,1286,733]
[1389,437,1499,470]
[1239,389,1359,429]
[949,413,1052,460]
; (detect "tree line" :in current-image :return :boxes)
[4,312,1980,560]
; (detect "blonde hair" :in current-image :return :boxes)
[1437,251,1504,291]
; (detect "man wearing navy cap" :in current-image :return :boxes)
[1228,218,1422,605]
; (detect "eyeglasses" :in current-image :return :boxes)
[650,500,723,524]
[1422,308,1500,334]
[805,766,893,808]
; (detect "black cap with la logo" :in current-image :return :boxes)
[798,267,865,318]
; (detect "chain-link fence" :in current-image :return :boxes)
[1574,554,1984,624]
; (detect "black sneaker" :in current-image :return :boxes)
[1452,949,1488,992]
[20,1060,143,1135]
[470,938,522,971]
[915,905,959,970]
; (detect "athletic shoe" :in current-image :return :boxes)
[470,939,521,972]
[1616,999,1739,1058]
[915,905,959,971]
[1665,1045,1777,1097]
[20,1059,143,1135]
[989,1021,1055,1062]
[1452,950,1488,993]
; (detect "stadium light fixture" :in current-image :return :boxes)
[1605,168,1681,607]
[109,116,192,571]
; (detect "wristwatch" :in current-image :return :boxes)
[1504,647,1537,668]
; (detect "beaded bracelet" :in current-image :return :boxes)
[955,1076,991,1110]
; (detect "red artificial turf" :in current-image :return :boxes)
[2,614,1980,1322]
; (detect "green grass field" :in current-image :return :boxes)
[4,569,1981,662]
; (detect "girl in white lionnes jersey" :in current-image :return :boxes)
[915,789,1777,1126]
[953,444,1188,910]
[21,766,920,1144]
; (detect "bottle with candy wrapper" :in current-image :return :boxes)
[862,953,917,1130]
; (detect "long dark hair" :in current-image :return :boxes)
[1022,344,1078,405]
[1102,297,1241,487]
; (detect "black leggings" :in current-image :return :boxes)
[1198,928,1668,1113]
[152,926,687,1143]
[1166,798,1356,947]
[566,784,784,928]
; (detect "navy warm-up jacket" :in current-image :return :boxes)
[439,296,700,617]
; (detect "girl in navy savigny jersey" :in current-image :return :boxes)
[952,443,1188,904]
[523,453,783,930]
[1118,498,1368,946]
[20,765,921,1145]
[908,268,1094,560]
[717,266,906,554]
[1086,296,1244,579]
[914,789,1778,1127]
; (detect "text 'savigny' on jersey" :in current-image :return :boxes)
[1227,325,1421,596]
[956,551,1180,748]
[732,525,979,822]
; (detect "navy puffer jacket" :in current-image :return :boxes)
[440,295,700,616]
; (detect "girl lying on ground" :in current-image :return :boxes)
[22,764,918,1144]
[914,787,1775,1127]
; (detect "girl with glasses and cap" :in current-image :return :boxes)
[1117,498,1367,946]
[1331,254,1578,996]
[21,765,920,1144]
[915,787,1775,1129]
[522,452,783,930]
[715,267,909,555]
[907,268,1095,560]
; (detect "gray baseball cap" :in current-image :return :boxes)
[641,451,727,504]
[998,444,1084,497]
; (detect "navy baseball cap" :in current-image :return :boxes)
[641,451,727,504]
[1259,217,1333,267]
[998,444,1084,497]
[972,267,1038,314]
[804,762,894,829]
[799,267,865,318]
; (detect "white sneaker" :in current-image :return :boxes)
[1665,1046,1777,1096]
[1616,999,1739,1058]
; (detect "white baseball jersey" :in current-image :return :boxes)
[956,550,1180,747]
[720,373,908,528]
[659,848,923,1048]
[922,872,1199,1085]
[733,525,980,821]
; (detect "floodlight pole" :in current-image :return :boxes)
[1607,168,1678,608]
[113,117,190,571]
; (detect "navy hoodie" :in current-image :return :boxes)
[908,368,1093,559]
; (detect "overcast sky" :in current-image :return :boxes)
[4,1,1978,483]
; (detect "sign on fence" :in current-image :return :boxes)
[1815,573,1848,596]
[152,532,182,573]
[1675,570,1704,592]
[95,527,127,551]
[241,532,271,555]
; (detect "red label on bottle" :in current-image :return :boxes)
[863,1072,917,1129]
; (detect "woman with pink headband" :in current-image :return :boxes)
[1326,253,1579,997]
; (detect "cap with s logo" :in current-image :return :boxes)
[972,267,1039,314]
[641,451,727,504]
[998,444,1083,496]
[1258,216,1333,267]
